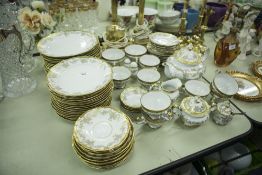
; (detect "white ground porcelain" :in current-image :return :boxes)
[125,44,147,56]
[47,57,112,96]
[144,8,158,15]
[185,80,210,97]
[139,54,160,67]
[102,48,125,61]
[120,87,147,109]
[149,32,180,47]
[117,6,138,17]
[74,107,130,150]
[37,31,97,58]
[141,91,171,112]
[137,68,160,83]
[113,66,131,81]
[214,73,239,96]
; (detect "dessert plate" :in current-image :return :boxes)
[38,31,97,58]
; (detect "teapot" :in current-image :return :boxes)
[163,43,207,80]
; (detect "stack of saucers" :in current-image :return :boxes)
[37,31,101,73]
[120,87,147,113]
[47,57,113,121]
[147,32,181,61]
[72,107,134,169]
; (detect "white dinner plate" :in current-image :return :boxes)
[47,57,112,96]
[37,31,97,58]
[74,107,130,150]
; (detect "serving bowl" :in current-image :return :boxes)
[158,10,181,25]
[113,66,131,89]
[137,68,161,90]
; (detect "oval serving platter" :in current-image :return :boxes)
[227,70,262,102]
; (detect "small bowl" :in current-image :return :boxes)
[137,68,161,90]
[112,66,131,89]
[102,48,125,66]
[158,10,181,25]
[221,143,252,171]
[139,54,160,69]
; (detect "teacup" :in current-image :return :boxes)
[137,68,161,90]
[102,48,125,66]
[158,10,181,25]
[112,66,131,89]
[139,54,160,69]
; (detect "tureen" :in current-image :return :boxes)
[163,43,207,80]
[177,96,210,126]
[211,101,233,126]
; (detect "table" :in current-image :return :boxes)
[203,33,262,126]
[0,34,253,175]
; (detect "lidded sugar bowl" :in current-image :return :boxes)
[177,96,211,126]
[211,101,233,126]
[163,43,207,80]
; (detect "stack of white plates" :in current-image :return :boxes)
[72,107,134,169]
[37,31,101,73]
[47,57,113,121]
[147,32,180,61]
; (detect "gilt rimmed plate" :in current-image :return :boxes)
[185,80,210,97]
[74,107,131,151]
[120,87,147,109]
[213,73,239,96]
[149,32,180,47]
[252,60,262,79]
[47,57,112,96]
[37,31,98,58]
[227,70,262,102]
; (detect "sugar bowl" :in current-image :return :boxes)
[177,96,211,127]
[211,101,234,126]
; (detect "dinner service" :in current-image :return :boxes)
[141,91,172,122]
[252,60,262,79]
[47,57,113,120]
[163,43,206,80]
[102,48,125,66]
[226,71,262,102]
[211,72,239,98]
[185,80,211,97]
[124,44,147,61]
[150,78,182,101]
[120,87,147,112]
[139,54,160,69]
[211,101,233,126]
[137,68,161,90]
[37,31,100,72]
[72,107,134,169]
[112,66,131,89]
[157,10,181,25]
[177,96,210,126]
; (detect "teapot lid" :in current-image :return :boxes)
[175,43,202,65]
[180,96,210,117]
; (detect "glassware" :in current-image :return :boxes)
[0,26,36,98]
[214,27,241,67]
